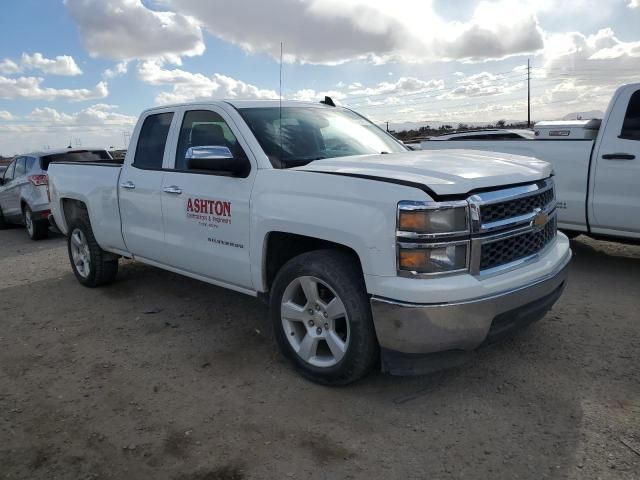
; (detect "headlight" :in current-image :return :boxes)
[398,242,469,274]
[397,200,471,276]
[398,201,469,236]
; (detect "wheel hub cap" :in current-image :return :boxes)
[281,276,350,368]
[70,229,91,278]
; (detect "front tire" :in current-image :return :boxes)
[270,250,378,385]
[24,205,48,240]
[67,215,118,287]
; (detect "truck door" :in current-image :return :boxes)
[591,87,640,234]
[159,107,255,290]
[119,111,174,261]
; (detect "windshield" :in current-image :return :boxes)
[238,106,407,168]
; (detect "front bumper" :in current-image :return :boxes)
[371,251,570,373]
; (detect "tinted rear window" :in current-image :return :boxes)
[40,150,113,170]
[134,113,174,169]
[621,90,640,140]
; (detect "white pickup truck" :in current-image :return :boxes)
[48,100,571,384]
[422,83,640,242]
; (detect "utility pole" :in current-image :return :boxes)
[527,58,531,128]
[122,131,131,149]
[386,121,389,132]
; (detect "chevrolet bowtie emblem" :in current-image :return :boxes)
[532,210,548,231]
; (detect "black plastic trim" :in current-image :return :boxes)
[131,163,249,178]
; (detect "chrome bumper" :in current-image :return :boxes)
[371,252,571,356]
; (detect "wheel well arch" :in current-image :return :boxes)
[262,232,364,291]
[60,198,89,230]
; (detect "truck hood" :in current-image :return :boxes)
[295,150,552,197]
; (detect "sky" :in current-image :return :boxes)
[0,0,639,155]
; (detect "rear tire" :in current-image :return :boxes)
[67,214,118,287]
[24,205,49,240]
[270,249,378,385]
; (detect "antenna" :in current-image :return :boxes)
[279,41,283,162]
[527,58,531,128]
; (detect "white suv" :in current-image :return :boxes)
[0,148,112,240]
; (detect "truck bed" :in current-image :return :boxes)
[48,162,127,252]
[421,139,594,232]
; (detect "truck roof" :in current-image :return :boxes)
[143,99,340,113]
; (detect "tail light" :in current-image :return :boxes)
[28,174,48,186]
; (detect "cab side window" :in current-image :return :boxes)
[621,90,640,140]
[175,110,247,171]
[133,112,174,169]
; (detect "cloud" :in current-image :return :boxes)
[0,104,137,155]
[0,59,20,75]
[153,0,544,64]
[0,75,108,101]
[629,0,639,8]
[0,110,15,121]
[344,25,638,123]
[137,60,279,104]
[21,53,83,76]
[348,77,444,97]
[103,61,129,79]
[64,0,204,61]
[292,89,346,102]
[541,28,640,104]
[0,53,83,76]
[26,104,136,126]
[438,72,523,100]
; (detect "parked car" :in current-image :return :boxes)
[425,129,535,141]
[422,82,640,242]
[0,148,112,239]
[48,100,571,384]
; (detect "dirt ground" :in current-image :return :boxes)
[0,226,638,480]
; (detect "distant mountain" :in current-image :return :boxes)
[562,110,604,120]
[384,120,524,132]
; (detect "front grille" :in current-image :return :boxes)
[480,216,556,270]
[481,187,554,224]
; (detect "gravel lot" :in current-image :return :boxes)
[1,226,638,480]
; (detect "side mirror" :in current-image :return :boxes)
[186,146,245,175]
[0,178,3,186]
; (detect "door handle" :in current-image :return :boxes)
[163,185,182,194]
[602,153,635,160]
[120,181,136,189]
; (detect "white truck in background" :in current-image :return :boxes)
[422,83,640,242]
[48,100,571,384]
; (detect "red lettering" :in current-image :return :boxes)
[186,198,232,217]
